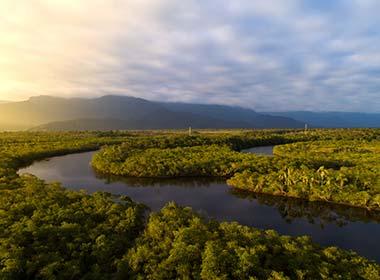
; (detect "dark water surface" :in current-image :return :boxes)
[241,145,274,155]
[19,150,380,262]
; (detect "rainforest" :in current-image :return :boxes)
[92,129,380,210]
[1,129,380,279]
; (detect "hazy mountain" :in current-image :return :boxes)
[0,95,164,126]
[0,95,189,130]
[160,102,302,129]
[30,118,144,131]
[0,95,303,130]
[264,111,380,128]
[31,116,246,131]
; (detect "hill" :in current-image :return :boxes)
[160,102,301,129]
[0,95,303,130]
[264,111,380,128]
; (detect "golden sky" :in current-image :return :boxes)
[0,0,156,101]
[0,0,379,112]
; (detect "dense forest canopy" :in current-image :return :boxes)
[0,130,379,279]
[92,129,380,210]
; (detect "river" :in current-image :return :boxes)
[19,146,380,262]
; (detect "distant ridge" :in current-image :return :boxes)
[0,95,303,131]
[160,102,300,129]
[264,111,380,128]
[30,117,245,131]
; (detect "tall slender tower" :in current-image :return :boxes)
[189,126,192,136]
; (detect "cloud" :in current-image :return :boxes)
[0,0,379,112]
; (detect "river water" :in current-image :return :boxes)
[19,147,380,262]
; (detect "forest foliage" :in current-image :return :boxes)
[0,130,379,279]
[229,139,380,209]
[92,129,380,210]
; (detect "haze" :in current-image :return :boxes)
[1,0,379,112]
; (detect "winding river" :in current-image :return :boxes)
[19,146,380,262]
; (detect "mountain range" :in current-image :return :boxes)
[0,95,378,131]
[0,95,303,131]
[264,111,380,128]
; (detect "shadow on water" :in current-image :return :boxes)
[230,189,380,227]
[95,172,225,188]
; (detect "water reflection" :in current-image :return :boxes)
[241,145,274,155]
[95,172,224,188]
[230,190,380,227]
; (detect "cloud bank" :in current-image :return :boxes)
[0,0,379,111]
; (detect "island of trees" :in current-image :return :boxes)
[92,129,380,210]
[1,130,379,279]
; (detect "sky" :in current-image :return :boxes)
[0,0,379,112]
